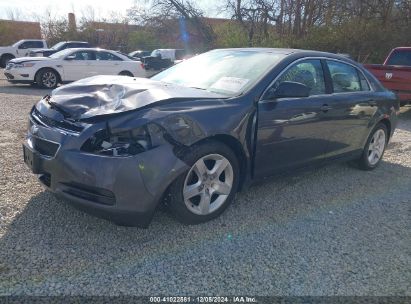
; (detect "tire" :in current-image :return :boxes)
[0,54,14,68]
[167,140,240,224]
[358,123,388,170]
[119,71,134,77]
[35,68,59,89]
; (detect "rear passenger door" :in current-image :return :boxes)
[95,51,123,75]
[322,59,377,158]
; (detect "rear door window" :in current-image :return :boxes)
[327,61,363,93]
[96,52,122,61]
[71,51,96,60]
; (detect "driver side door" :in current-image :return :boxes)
[254,59,333,178]
[17,40,44,57]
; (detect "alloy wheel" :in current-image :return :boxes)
[368,129,386,166]
[42,72,57,88]
[183,154,234,215]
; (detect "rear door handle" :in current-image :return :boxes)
[320,104,332,112]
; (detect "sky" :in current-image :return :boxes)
[0,0,224,21]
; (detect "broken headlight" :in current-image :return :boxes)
[81,126,151,157]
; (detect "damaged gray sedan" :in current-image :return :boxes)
[23,48,399,227]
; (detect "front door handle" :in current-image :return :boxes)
[320,104,332,112]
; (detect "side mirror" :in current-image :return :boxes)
[266,81,310,99]
[65,55,76,60]
[18,45,27,49]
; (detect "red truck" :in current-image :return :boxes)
[364,47,411,106]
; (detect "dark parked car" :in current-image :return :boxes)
[23,48,399,227]
[29,41,91,57]
[141,48,187,70]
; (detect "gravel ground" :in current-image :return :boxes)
[0,77,410,296]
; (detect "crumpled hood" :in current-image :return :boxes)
[38,75,225,120]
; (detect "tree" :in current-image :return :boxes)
[128,29,161,50]
[225,0,280,45]
[128,0,215,50]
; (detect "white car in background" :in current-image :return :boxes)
[4,48,148,88]
[0,39,48,68]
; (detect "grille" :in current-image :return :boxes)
[31,136,59,157]
[31,107,84,133]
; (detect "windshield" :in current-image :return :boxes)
[51,42,65,50]
[152,50,285,96]
[49,49,73,59]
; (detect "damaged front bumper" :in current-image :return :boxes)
[23,111,188,228]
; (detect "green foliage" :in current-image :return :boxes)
[288,18,410,63]
[128,30,161,51]
[213,23,249,48]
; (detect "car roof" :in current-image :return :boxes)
[213,47,340,56]
[66,48,112,52]
[214,47,301,54]
[212,47,358,63]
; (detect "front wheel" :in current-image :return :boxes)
[358,123,388,170]
[167,141,239,224]
[35,69,58,89]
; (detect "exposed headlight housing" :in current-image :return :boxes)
[14,62,36,68]
[81,126,152,157]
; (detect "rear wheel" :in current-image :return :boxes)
[35,68,59,89]
[119,71,134,77]
[168,141,239,224]
[358,123,388,170]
